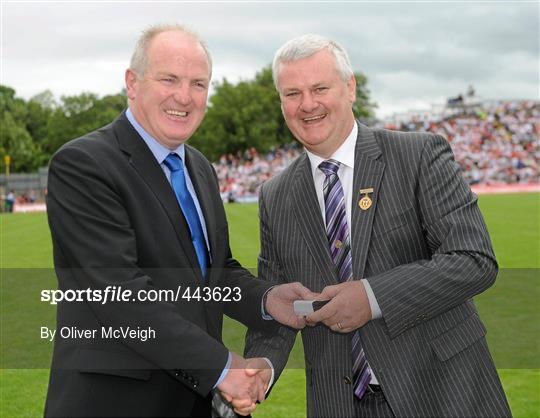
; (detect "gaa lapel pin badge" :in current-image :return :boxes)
[358,188,374,211]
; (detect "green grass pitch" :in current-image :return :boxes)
[0,192,538,417]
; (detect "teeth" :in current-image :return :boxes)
[303,114,326,122]
[166,110,188,117]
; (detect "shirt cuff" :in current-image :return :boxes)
[261,286,276,320]
[213,351,232,388]
[361,279,382,319]
[261,357,275,394]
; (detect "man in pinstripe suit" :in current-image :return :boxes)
[243,35,511,417]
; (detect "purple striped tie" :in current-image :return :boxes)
[319,159,371,400]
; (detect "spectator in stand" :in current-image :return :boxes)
[4,190,15,213]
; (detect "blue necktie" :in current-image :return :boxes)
[319,159,371,399]
[163,153,209,278]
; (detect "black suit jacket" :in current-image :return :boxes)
[44,112,275,417]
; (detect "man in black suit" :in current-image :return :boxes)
[44,24,312,417]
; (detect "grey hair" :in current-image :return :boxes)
[272,34,353,90]
[129,23,212,78]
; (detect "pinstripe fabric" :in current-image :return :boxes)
[245,123,511,418]
[355,392,394,418]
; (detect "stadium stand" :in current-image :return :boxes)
[213,100,539,201]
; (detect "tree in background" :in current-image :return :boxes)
[1,85,127,172]
[1,85,43,172]
[190,67,286,160]
[353,72,377,123]
[45,91,126,155]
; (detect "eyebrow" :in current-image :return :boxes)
[155,73,178,79]
[282,83,327,92]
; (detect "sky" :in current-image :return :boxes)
[1,0,538,118]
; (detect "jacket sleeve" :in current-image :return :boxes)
[243,184,298,385]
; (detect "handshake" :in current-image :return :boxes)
[217,353,272,416]
[218,280,373,415]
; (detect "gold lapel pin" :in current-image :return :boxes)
[358,188,374,211]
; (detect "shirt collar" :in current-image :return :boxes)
[126,107,185,164]
[305,121,358,176]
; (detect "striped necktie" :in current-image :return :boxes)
[319,159,371,399]
[164,153,209,278]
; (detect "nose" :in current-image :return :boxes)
[300,91,317,113]
[173,83,192,106]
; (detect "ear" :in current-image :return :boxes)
[347,74,357,104]
[125,69,139,101]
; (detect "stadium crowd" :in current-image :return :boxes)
[214,145,302,202]
[384,100,539,185]
[213,100,539,201]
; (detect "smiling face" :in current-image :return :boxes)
[126,30,210,149]
[277,49,356,158]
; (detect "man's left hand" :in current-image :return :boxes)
[266,282,319,329]
[305,281,371,333]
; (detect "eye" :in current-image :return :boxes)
[160,78,174,84]
[315,86,328,93]
[285,91,300,98]
[193,81,207,89]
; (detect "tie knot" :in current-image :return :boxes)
[163,153,183,172]
[318,159,340,176]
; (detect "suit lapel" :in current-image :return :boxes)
[351,123,385,280]
[113,113,201,279]
[292,154,338,287]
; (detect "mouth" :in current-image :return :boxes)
[165,109,189,119]
[302,114,327,124]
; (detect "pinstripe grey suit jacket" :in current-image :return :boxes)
[245,123,511,418]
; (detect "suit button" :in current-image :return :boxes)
[343,375,352,385]
[193,381,199,388]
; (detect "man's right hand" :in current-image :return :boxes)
[217,353,268,416]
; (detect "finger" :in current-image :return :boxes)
[245,367,261,377]
[329,322,347,333]
[235,404,256,416]
[231,397,253,408]
[305,317,317,326]
[232,394,255,406]
[221,392,233,403]
[319,284,342,299]
[321,310,343,328]
[256,376,266,402]
[292,316,306,329]
[293,282,319,300]
[306,301,336,323]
